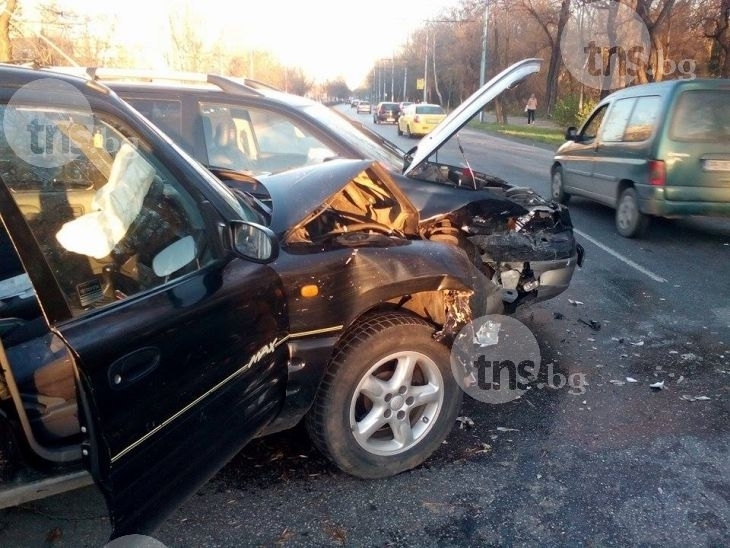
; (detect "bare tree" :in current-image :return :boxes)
[166,3,205,72]
[704,0,730,76]
[0,0,18,62]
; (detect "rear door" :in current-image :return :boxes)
[0,92,288,537]
[663,86,730,204]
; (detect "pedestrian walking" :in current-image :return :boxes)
[525,94,537,125]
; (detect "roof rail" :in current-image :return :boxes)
[44,66,279,97]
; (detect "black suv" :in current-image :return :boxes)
[373,101,400,124]
[0,65,502,538]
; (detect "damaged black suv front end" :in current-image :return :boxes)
[396,159,584,312]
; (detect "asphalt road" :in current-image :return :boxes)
[1,109,728,548]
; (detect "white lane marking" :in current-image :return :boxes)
[574,229,667,283]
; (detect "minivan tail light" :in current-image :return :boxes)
[648,160,665,186]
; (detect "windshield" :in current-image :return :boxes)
[300,103,405,171]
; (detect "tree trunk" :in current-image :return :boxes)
[546,0,572,116]
[0,0,18,63]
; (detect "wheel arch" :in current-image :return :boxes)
[615,179,636,207]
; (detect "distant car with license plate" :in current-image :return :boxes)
[373,101,399,124]
[356,100,371,114]
[397,103,446,138]
[551,78,730,237]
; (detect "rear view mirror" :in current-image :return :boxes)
[153,235,196,277]
[565,127,578,141]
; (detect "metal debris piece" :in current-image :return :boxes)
[609,379,626,386]
[456,416,475,429]
[626,377,638,383]
[568,299,584,306]
[631,340,645,346]
[649,381,665,390]
[496,427,519,432]
[578,319,601,331]
[680,395,711,402]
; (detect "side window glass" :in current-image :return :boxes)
[200,103,335,176]
[600,98,635,142]
[125,98,184,145]
[0,105,212,316]
[623,96,661,142]
[580,104,608,143]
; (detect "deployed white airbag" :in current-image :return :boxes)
[56,143,155,259]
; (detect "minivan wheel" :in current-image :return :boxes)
[551,167,571,204]
[616,187,649,238]
[305,312,461,479]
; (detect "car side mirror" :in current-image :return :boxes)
[232,221,279,263]
[565,127,578,141]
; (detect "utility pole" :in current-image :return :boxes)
[423,26,428,103]
[479,1,489,122]
[390,58,394,101]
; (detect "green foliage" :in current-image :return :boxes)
[551,95,597,128]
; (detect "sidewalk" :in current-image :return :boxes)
[480,110,561,129]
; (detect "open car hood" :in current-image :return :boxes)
[403,58,542,177]
[260,158,419,236]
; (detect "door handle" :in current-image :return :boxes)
[108,347,160,389]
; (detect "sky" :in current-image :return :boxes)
[18,0,463,89]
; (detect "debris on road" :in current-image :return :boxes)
[626,377,639,383]
[649,381,665,391]
[568,299,584,306]
[496,427,519,432]
[610,379,626,386]
[680,395,711,402]
[456,416,475,429]
[578,319,601,331]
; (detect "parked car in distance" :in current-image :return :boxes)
[356,100,372,114]
[397,102,447,138]
[350,98,360,108]
[552,78,730,237]
[397,101,414,120]
[373,101,399,124]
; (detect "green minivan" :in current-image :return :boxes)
[551,79,730,237]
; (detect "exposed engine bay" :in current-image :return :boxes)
[264,161,582,311]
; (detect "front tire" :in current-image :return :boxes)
[616,187,649,238]
[551,166,571,204]
[305,312,461,479]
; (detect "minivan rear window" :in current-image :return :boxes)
[669,90,730,142]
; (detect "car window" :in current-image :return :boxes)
[600,98,635,142]
[199,102,336,175]
[623,95,661,142]
[125,98,183,144]
[301,103,405,171]
[0,104,214,315]
[669,89,730,142]
[580,104,608,142]
[416,105,445,115]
